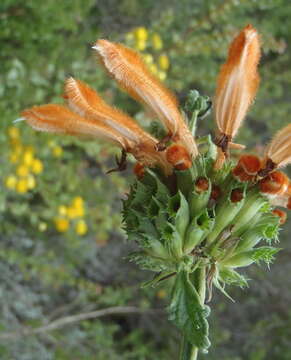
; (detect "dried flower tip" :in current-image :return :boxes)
[264,124,291,169]
[232,154,261,182]
[259,171,289,195]
[287,197,291,210]
[210,184,221,201]
[195,177,209,193]
[230,188,244,203]
[215,24,260,155]
[166,144,192,170]
[93,39,198,158]
[272,209,287,225]
[133,162,145,179]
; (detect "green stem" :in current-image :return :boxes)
[179,267,206,360]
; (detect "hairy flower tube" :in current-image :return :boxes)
[19,25,291,360]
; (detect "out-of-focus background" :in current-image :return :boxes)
[1,0,291,359]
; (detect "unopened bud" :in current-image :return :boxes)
[272,209,287,224]
[259,171,289,195]
[133,162,145,179]
[233,154,261,182]
[210,184,221,201]
[230,188,244,203]
[166,144,192,170]
[195,177,209,193]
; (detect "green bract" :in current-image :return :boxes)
[122,91,281,354]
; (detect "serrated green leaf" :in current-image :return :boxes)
[219,267,249,288]
[184,210,214,254]
[168,191,190,239]
[168,271,210,350]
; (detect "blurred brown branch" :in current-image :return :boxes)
[0,306,163,341]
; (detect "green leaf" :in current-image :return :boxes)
[168,271,210,351]
[219,267,249,288]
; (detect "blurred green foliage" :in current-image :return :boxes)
[1,0,291,359]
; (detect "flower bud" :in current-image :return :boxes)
[210,184,221,201]
[272,209,287,225]
[230,188,244,203]
[133,162,145,179]
[259,171,289,195]
[195,177,209,193]
[166,144,192,170]
[232,154,261,182]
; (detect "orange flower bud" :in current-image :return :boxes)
[210,184,221,201]
[272,209,287,225]
[233,154,261,182]
[230,188,244,203]
[259,171,289,195]
[195,177,209,193]
[287,197,291,210]
[166,144,192,170]
[133,162,145,179]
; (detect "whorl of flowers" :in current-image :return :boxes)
[20,25,291,359]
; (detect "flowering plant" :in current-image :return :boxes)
[19,25,291,359]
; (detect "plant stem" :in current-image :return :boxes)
[179,267,206,360]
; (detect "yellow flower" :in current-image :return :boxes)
[143,53,154,64]
[5,175,17,190]
[16,178,29,193]
[27,174,36,189]
[75,219,88,236]
[58,205,67,216]
[135,39,147,51]
[9,152,19,164]
[157,71,167,81]
[31,158,43,174]
[23,150,34,166]
[54,217,69,232]
[149,63,158,75]
[52,145,63,157]
[8,126,20,139]
[151,33,163,50]
[72,196,84,208]
[38,222,47,232]
[16,164,30,177]
[158,54,170,70]
[134,27,148,41]
[67,206,80,219]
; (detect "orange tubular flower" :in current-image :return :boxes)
[21,102,171,175]
[214,25,260,169]
[259,124,291,176]
[93,40,198,158]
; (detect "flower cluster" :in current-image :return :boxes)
[54,196,88,235]
[125,26,170,81]
[5,126,43,193]
[19,24,291,357]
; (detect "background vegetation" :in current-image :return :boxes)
[1,0,291,359]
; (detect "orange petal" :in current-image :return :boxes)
[65,77,156,147]
[215,25,260,139]
[265,124,291,168]
[22,104,126,147]
[93,40,198,158]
